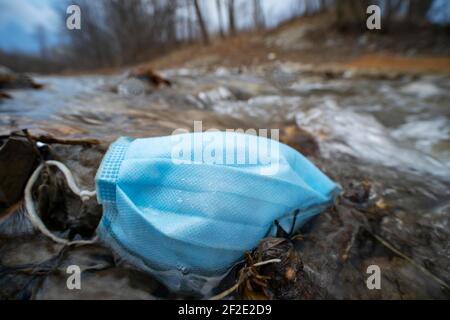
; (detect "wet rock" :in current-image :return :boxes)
[0,66,43,90]
[0,91,12,99]
[279,125,320,158]
[0,270,43,299]
[401,81,441,99]
[0,234,63,267]
[130,66,171,87]
[380,207,450,287]
[256,237,321,300]
[0,136,39,207]
[54,245,114,272]
[0,202,34,237]
[34,267,159,300]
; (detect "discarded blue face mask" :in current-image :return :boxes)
[95,131,339,292]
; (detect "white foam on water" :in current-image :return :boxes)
[295,99,449,176]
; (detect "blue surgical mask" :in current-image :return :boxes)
[95,132,339,293]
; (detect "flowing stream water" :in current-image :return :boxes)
[1,63,449,299]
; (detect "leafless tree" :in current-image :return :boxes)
[216,0,225,37]
[228,0,236,36]
[185,0,195,41]
[193,0,210,45]
[6,0,444,73]
[406,0,434,24]
[252,0,265,30]
[35,25,48,59]
[60,0,184,68]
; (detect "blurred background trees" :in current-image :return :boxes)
[0,0,447,72]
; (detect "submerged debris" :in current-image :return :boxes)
[212,211,321,300]
[0,66,43,90]
[130,66,172,87]
[255,237,320,300]
[0,92,12,99]
[211,237,319,300]
[27,134,100,147]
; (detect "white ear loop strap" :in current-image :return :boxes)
[24,160,98,245]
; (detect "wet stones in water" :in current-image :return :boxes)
[0,66,43,90]
[0,136,39,208]
[0,91,12,100]
[130,67,172,88]
[254,237,321,300]
[0,65,43,101]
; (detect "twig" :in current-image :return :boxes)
[252,259,281,267]
[209,259,281,300]
[2,131,100,147]
[372,233,449,290]
[28,134,100,146]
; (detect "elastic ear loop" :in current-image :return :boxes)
[25,160,98,245]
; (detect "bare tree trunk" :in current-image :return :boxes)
[253,0,265,30]
[335,0,345,27]
[35,25,47,59]
[384,0,403,31]
[407,0,433,24]
[167,0,178,44]
[193,0,210,45]
[216,0,225,37]
[349,0,368,25]
[304,0,314,16]
[186,0,194,41]
[335,0,368,30]
[228,0,236,36]
[318,0,325,11]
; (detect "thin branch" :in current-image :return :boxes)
[209,258,281,300]
[372,233,449,290]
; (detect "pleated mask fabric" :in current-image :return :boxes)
[95,132,339,291]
